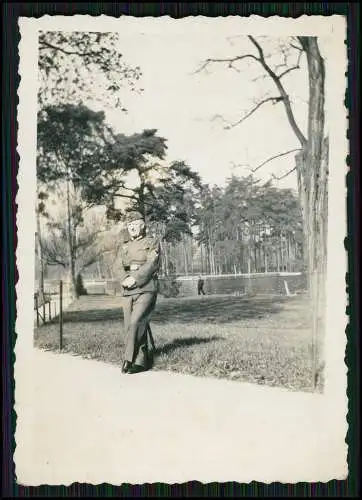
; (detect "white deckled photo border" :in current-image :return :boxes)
[15,14,348,485]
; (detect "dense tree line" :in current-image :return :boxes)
[37,155,303,282]
[150,176,303,277]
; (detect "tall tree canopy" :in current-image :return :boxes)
[37,103,108,185]
[37,103,111,297]
[76,127,203,241]
[37,103,203,292]
[38,31,142,109]
[195,175,303,276]
[78,127,168,216]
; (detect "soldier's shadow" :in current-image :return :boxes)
[153,335,224,357]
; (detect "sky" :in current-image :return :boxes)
[84,29,313,193]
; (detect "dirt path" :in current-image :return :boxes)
[14,348,347,485]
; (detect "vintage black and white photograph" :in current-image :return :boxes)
[15,15,348,485]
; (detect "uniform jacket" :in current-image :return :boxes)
[119,232,161,296]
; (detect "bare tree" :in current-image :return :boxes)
[41,208,117,288]
[196,36,328,389]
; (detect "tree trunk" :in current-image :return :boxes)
[66,178,77,298]
[206,243,210,274]
[200,243,204,274]
[211,245,216,275]
[138,178,146,218]
[182,236,188,275]
[97,259,102,279]
[295,38,328,390]
[207,226,216,275]
[264,245,268,273]
[247,246,251,275]
[286,234,290,271]
[163,241,169,276]
[276,247,280,272]
[36,210,45,302]
[190,238,194,275]
[211,240,216,275]
[311,138,329,389]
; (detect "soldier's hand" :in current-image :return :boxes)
[122,276,136,289]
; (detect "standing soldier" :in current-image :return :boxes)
[119,211,161,374]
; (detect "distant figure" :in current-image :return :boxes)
[197,276,206,296]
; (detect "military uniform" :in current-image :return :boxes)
[119,215,160,372]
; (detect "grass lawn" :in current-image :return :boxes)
[34,293,322,393]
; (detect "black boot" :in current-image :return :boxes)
[121,360,132,373]
[129,344,151,374]
[147,351,154,370]
[128,363,147,374]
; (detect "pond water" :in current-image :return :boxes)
[174,273,308,297]
[39,273,308,297]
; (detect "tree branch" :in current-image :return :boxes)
[271,167,297,181]
[278,65,299,79]
[74,236,98,252]
[225,96,284,129]
[230,161,250,170]
[39,40,96,58]
[290,38,304,52]
[248,36,307,147]
[251,148,301,173]
[194,54,259,74]
[79,245,117,272]
[196,37,307,147]
[113,192,138,200]
[278,49,303,79]
[45,257,67,268]
[297,37,310,52]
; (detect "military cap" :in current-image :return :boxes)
[125,210,144,223]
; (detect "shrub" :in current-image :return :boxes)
[75,273,88,296]
[159,275,181,298]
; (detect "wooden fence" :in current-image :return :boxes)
[34,280,64,351]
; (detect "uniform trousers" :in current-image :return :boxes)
[123,291,157,367]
